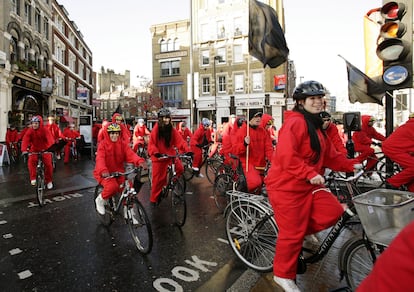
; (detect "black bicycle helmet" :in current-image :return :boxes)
[292,80,326,101]
[158,108,171,118]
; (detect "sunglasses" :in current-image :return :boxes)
[115,117,123,121]
[323,118,331,122]
[266,120,273,126]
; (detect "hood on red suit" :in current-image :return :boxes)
[361,115,373,130]
[260,113,273,128]
[111,113,123,123]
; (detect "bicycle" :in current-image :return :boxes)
[9,142,20,164]
[183,143,223,184]
[156,152,190,227]
[28,151,53,207]
[338,188,414,290]
[94,166,153,254]
[224,171,365,277]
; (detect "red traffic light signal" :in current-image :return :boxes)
[376,1,412,89]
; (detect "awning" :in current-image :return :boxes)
[60,115,74,123]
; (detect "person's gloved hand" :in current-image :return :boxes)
[154,153,162,158]
[353,164,363,170]
[185,152,194,157]
[196,144,202,148]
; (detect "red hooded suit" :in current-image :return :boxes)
[382,117,414,191]
[147,123,189,204]
[93,129,144,200]
[352,115,385,170]
[21,116,55,184]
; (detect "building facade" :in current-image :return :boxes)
[0,0,53,139]
[51,0,93,127]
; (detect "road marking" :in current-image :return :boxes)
[3,233,13,239]
[9,248,23,255]
[17,270,32,279]
[0,220,7,225]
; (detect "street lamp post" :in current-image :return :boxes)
[213,56,222,125]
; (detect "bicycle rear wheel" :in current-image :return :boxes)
[225,200,277,272]
[213,173,233,213]
[36,169,45,206]
[205,157,222,184]
[342,238,382,290]
[171,177,186,227]
[126,197,153,254]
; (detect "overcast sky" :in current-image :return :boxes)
[58,0,381,99]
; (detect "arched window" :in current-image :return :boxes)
[160,39,167,53]
[173,38,179,51]
[9,37,18,62]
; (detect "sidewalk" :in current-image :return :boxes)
[0,157,96,205]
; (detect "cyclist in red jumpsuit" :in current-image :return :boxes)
[190,118,212,177]
[21,116,55,189]
[5,124,19,155]
[132,118,150,153]
[147,108,189,206]
[177,121,192,145]
[320,111,347,156]
[62,124,81,164]
[94,123,146,215]
[382,114,414,191]
[112,113,131,144]
[264,81,361,292]
[232,110,273,194]
[352,115,385,170]
[46,116,63,159]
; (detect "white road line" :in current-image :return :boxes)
[3,233,13,239]
[9,248,23,255]
[0,220,7,225]
[17,270,32,279]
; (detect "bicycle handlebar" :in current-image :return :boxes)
[325,169,365,183]
[104,166,142,178]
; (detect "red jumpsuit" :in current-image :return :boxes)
[62,126,81,163]
[353,115,385,170]
[382,118,414,191]
[147,123,189,204]
[325,122,347,155]
[5,127,19,154]
[111,113,131,144]
[132,124,150,152]
[93,130,144,200]
[190,124,212,169]
[264,111,359,279]
[177,122,192,144]
[357,220,414,291]
[21,117,55,184]
[232,120,273,193]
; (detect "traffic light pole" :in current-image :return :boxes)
[385,90,394,174]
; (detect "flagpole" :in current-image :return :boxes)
[246,54,250,173]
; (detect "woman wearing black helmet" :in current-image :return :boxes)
[264,81,361,291]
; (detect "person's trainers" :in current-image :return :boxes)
[95,194,106,215]
[30,180,36,186]
[197,173,204,178]
[47,182,53,189]
[273,276,301,292]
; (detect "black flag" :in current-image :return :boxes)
[249,0,289,68]
[113,104,122,115]
[340,55,385,105]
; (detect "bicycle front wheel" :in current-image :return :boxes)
[171,177,186,227]
[342,238,382,290]
[126,197,153,254]
[36,170,45,206]
[225,201,277,272]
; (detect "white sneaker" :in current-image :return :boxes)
[197,173,204,178]
[124,206,139,224]
[47,182,53,189]
[30,180,36,186]
[273,276,301,292]
[95,194,106,215]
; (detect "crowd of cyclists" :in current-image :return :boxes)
[5,79,414,291]
[4,115,83,189]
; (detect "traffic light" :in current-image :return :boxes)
[376,1,412,89]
